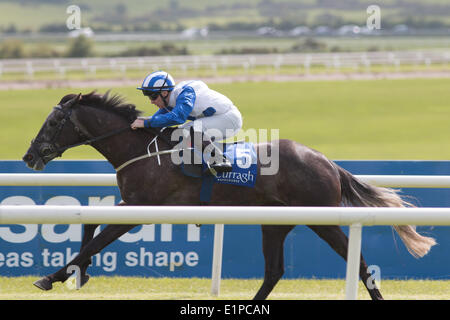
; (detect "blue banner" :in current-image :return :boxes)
[0,160,449,280]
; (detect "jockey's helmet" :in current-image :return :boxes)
[137,71,175,93]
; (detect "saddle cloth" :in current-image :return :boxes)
[180,141,258,202]
[213,141,257,187]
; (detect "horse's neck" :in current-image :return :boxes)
[91,130,151,169]
[77,107,154,169]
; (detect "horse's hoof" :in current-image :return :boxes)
[33,277,53,291]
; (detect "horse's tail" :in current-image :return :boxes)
[335,164,436,258]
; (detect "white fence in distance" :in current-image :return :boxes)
[1,50,449,77]
[1,173,449,300]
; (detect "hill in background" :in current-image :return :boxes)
[1,0,449,33]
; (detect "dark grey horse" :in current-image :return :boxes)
[23,92,436,300]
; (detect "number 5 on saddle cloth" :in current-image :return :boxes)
[180,128,258,203]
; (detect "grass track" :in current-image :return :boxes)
[0,277,448,300]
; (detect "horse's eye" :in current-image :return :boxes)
[49,120,57,127]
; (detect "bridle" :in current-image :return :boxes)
[30,104,131,164]
[30,102,177,170]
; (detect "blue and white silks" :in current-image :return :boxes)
[144,80,234,128]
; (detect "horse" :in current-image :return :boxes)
[22,91,436,300]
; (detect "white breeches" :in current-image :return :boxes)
[179,105,243,141]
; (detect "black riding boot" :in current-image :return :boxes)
[203,139,233,176]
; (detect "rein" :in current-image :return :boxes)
[56,126,131,155]
[36,103,181,172]
[59,119,178,173]
[43,105,133,158]
[115,127,183,173]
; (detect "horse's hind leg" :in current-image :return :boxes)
[308,225,383,300]
[33,224,136,291]
[253,225,294,300]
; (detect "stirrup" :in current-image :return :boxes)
[203,159,233,177]
[203,161,218,177]
[213,161,232,173]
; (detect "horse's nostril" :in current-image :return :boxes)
[23,153,34,162]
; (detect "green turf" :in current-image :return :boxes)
[1,78,448,161]
[0,276,448,300]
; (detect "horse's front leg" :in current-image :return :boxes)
[33,202,133,291]
[33,224,135,290]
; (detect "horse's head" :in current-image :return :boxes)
[23,91,143,171]
[23,93,84,170]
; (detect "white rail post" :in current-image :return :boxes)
[345,223,363,300]
[26,61,34,78]
[211,224,224,296]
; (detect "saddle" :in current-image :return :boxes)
[181,140,258,203]
[181,140,235,178]
[184,127,233,178]
[145,127,258,203]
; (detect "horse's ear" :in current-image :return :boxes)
[63,93,82,108]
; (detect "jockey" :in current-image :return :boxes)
[131,70,243,176]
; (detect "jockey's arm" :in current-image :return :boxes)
[142,107,168,127]
[146,86,196,128]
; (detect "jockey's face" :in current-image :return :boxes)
[149,91,170,109]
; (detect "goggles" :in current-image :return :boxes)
[143,91,160,100]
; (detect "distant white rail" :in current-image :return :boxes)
[1,50,448,77]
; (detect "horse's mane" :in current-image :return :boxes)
[59,90,143,122]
